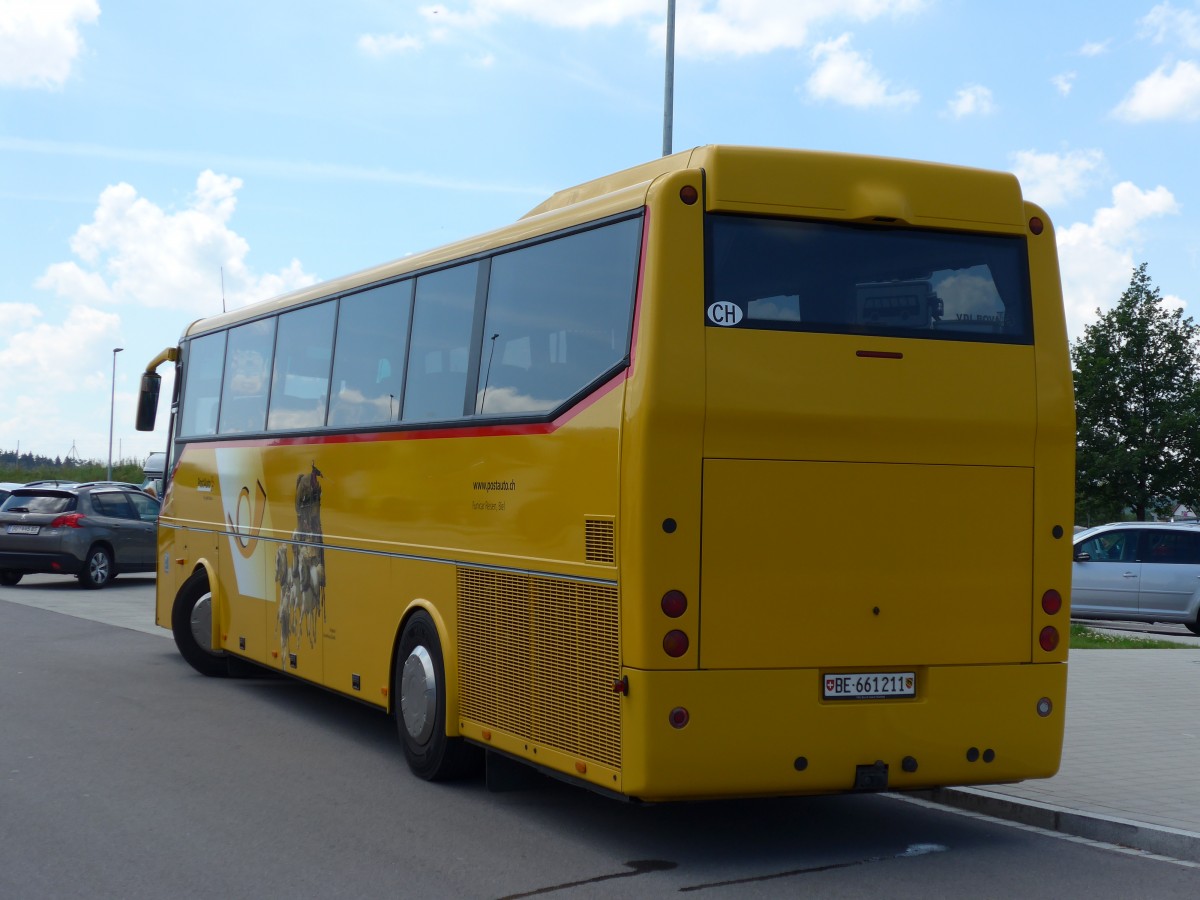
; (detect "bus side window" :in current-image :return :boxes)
[403,264,479,422]
[329,281,413,426]
[178,331,226,437]
[267,301,336,431]
[218,318,276,434]
[475,217,641,416]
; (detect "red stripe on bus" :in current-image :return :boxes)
[196,371,629,450]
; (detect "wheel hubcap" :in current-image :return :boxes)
[89,553,109,583]
[189,591,215,652]
[400,645,436,744]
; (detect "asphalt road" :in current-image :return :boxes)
[2,579,1198,898]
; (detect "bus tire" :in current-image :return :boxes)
[172,570,231,677]
[395,611,481,781]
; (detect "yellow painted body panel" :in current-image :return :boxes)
[701,460,1034,669]
[620,663,1066,801]
[704,333,1037,465]
[153,145,1074,801]
[157,390,624,710]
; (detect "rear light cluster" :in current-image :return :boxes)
[660,590,689,657]
[50,513,85,528]
[1039,589,1063,651]
[661,590,691,727]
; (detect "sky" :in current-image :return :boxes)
[2,0,1199,464]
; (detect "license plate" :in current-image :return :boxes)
[6,524,40,535]
[824,672,916,700]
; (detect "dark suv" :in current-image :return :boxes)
[0,482,160,589]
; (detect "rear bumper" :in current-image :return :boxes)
[619,662,1067,801]
[0,550,85,575]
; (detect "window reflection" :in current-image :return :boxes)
[476,217,641,415]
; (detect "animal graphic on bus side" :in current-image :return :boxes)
[274,463,326,650]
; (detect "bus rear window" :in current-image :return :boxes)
[707,215,1033,344]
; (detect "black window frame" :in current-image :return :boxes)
[174,210,644,442]
[704,212,1035,346]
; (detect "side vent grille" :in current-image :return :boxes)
[457,567,621,770]
[585,517,616,564]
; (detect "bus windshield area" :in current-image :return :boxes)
[706,214,1033,344]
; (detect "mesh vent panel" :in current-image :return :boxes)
[585,518,616,564]
[458,568,621,769]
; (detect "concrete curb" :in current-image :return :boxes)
[915,787,1200,864]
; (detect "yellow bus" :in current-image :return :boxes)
[136,145,1074,801]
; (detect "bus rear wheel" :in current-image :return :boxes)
[172,571,231,677]
[395,611,481,780]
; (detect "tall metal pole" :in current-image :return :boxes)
[108,347,123,480]
[662,0,676,156]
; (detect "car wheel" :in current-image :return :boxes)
[78,546,113,589]
[1187,619,1200,636]
[395,611,481,781]
[171,570,231,677]
[0,570,22,586]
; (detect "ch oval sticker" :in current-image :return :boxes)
[707,301,743,326]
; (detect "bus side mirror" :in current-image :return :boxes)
[136,372,161,432]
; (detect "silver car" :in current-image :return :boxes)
[0,483,160,589]
[1072,521,1200,634]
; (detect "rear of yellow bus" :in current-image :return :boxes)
[619,147,1073,801]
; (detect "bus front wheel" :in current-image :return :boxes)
[395,611,481,780]
[172,571,230,677]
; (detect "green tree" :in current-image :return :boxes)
[1072,263,1200,522]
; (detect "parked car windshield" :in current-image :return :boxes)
[0,491,75,514]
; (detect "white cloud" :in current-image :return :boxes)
[357,33,423,57]
[0,303,118,382]
[35,170,317,314]
[1010,148,1105,208]
[805,33,918,109]
[1113,59,1200,121]
[420,0,659,30]
[946,84,994,118]
[1079,39,1110,56]
[1057,182,1181,339]
[0,172,318,460]
[0,302,42,329]
[0,0,100,89]
[1141,2,1200,48]
[1052,71,1076,96]
[418,0,927,57]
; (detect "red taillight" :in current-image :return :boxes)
[663,630,689,657]
[668,707,690,729]
[1039,626,1059,652]
[1041,589,1063,615]
[1029,216,1044,235]
[661,590,687,618]
[50,513,85,528]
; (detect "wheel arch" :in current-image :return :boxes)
[182,557,220,646]
[84,539,116,567]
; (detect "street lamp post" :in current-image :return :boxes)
[108,347,123,480]
[663,0,676,156]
